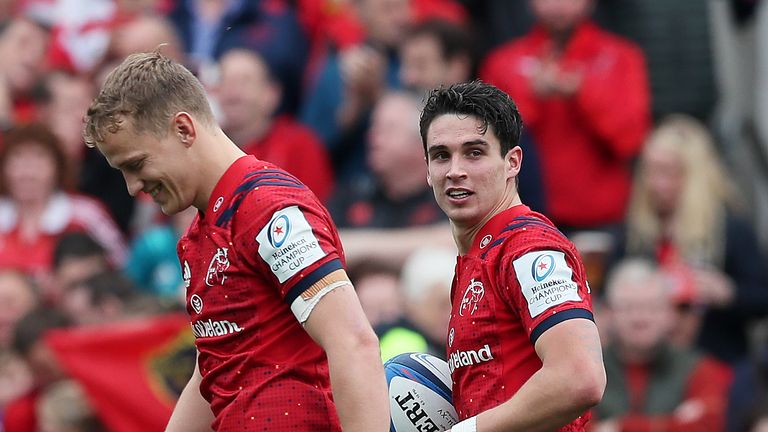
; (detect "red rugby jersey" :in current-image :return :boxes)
[448,205,593,431]
[178,156,344,431]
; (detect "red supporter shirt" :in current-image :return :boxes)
[0,192,126,277]
[178,156,345,431]
[448,205,593,431]
[618,358,732,432]
[241,116,334,203]
[481,22,650,227]
[2,389,38,432]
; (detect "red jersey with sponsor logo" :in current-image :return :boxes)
[177,156,344,431]
[447,205,593,431]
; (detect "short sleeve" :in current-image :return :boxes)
[499,246,594,343]
[233,185,347,315]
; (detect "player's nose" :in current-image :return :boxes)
[122,172,143,197]
[446,156,467,180]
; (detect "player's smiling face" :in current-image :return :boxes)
[97,117,195,215]
[426,113,520,230]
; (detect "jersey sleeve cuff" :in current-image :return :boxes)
[529,308,594,344]
[284,258,344,305]
[285,258,352,324]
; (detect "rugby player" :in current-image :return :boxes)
[84,51,389,432]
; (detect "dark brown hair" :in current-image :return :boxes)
[0,123,72,193]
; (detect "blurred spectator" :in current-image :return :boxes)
[399,19,473,95]
[594,0,716,121]
[48,232,110,307]
[400,18,547,213]
[40,72,135,234]
[41,72,94,163]
[43,0,118,74]
[167,0,309,113]
[115,0,172,15]
[347,260,404,332]
[43,0,179,74]
[4,307,71,432]
[60,270,158,326]
[481,0,651,231]
[594,259,732,432]
[0,16,49,127]
[108,13,184,63]
[0,125,126,279]
[296,0,368,79]
[36,379,105,432]
[752,410,768,432]
[298,0,466,52]
[750,0,768,252]
[301,0,412,184]
[330,91,454,268]
[378,247,455,361]
[297,0,466,86]
[614,114,768,364]
[215,47,334,202]
[330,91,442,228]
[0,349,33,427]
[0,271,38,349]
[0,0,14,20]
[456,0,534,57]
[728,348,768,432]
[124,207,195,299]
[95,12,183,81]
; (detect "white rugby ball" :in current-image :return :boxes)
[384,352,459,432]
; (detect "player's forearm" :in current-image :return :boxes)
[326,332,390,431]
[461,318,606,432]
[473,364,603,432]
[166,367,214,432]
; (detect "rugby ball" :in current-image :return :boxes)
[384,352,459,432]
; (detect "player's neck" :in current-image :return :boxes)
[193,128,247,212]
[453,192,522,255]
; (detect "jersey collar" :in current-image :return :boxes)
[203,155,258,218]
[468,204,530,255]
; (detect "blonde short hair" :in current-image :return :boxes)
[83,50,214,147]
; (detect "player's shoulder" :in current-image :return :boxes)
[212,161,322,229]
[484,211,574,263]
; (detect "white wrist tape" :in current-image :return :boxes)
[452,416,477,432]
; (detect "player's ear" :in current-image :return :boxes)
[505,145,522,180]
[425,155,433,187]
[174,112,197,147]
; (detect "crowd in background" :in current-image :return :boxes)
[0,0,767,431]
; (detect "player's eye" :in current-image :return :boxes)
[123,160,144,172]
[468,149,483,158]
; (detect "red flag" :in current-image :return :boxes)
[46,314,196,432]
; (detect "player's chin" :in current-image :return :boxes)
[445,210,478,227]
[159,200,182,216]
[438,199,467,213]
[158,204,174,216]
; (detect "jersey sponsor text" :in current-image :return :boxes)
[191,318,244,338]
[448,344,494,373]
